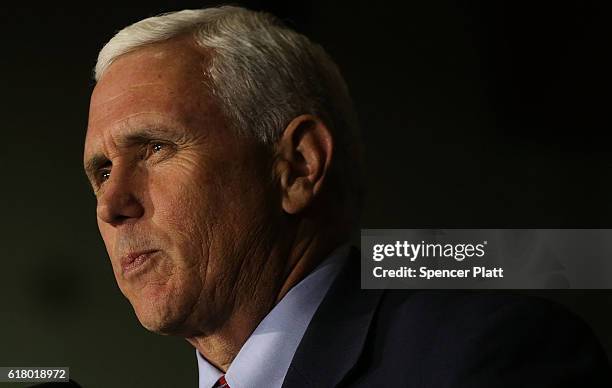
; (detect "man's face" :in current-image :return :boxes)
[84,39,283,335]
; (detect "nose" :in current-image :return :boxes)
[96,167,145,226]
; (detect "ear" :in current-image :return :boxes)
[274,114,333,215]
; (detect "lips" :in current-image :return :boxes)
[120,249,158,275]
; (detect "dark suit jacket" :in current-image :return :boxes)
[282,247,612,387]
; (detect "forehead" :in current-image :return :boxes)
[85,38,215,156]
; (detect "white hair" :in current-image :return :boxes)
[95,6,363,222]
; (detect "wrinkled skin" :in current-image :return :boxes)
[84,37,289,337]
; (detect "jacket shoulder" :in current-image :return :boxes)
[358,291,612,387]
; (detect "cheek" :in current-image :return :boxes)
[147,168,213,266]
[145,148,278,273]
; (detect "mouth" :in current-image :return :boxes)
[120,250,159,276]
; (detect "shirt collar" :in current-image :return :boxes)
[197,244,351,388]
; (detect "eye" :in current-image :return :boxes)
[99,169,111,183]
[143,141,175,161]
[152,143,164,153]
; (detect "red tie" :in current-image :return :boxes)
[213,375,229,388]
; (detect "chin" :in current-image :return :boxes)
[130,290,195,336]
[134,303,189,335]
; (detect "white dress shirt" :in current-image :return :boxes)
[196,244,350,388]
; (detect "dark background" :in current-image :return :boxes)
[1,1,610,387]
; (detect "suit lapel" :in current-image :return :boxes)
[282,247,384,388]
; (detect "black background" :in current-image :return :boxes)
[1,1,610,387]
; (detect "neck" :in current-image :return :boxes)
[186,218,347,372]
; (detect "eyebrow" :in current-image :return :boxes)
[83,125,182,184]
